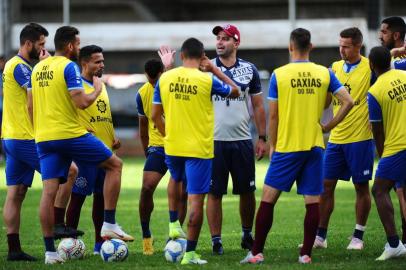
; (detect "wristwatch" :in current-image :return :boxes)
[258,135,267,142]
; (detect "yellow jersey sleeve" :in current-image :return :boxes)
[273,62,333,152]
[137,82,164,147]
[329,56,373,143]
[1,56,34,139]
[368,69,406,158]
[77,79,115,150]
[31,56,88,142]
[157,67,215,158]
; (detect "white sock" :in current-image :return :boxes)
[355,224,366,231]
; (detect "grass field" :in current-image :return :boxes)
[0,157,406,270]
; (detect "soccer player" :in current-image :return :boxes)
[62,45,121,255]
[240,28,353,265]
[379,16,406,244]
[151,37,240,264]
[380,17,406,71]
[206,24,266,255]
[367,46,406,260]
[1,22,48,262]
[30,26,133,264]
[316,27,374,250]
[136,58,187,255]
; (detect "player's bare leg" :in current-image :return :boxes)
[240,191,256,250]
[372,178,406,260]
[395,187,406,244]
[168,178,186,239]
[316,180,337,248]
[100,154,133,241]
[3,184,36,261]
[139,171,162,255]
[178,183,188,225]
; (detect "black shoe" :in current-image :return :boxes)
[212,242,224,255]
[7,251,37,261]
[241,235,253,250]
[54,223,84,239]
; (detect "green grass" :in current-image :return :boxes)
[0,157,405,269]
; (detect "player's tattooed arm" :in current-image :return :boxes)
[158,45,176,71]
[27,90,33,124]
[151,104,165,137]
[390,45,406,58]
[322,87,354,133]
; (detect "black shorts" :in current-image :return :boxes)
[210,140,256,195]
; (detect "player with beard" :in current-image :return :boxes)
[61,45,121,255]
[380,17,406,71]
[30,26,133,264]
[207,24,266,255]
[1,22,50,262]
[379,16,406,244]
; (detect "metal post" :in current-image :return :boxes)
[289,0,296,30]
[63,0,70,25]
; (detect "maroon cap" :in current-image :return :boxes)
[212,24,240,43]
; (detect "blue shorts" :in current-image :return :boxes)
[265,147,324,195]
[36,133,112,183]
[3,139,40,187]
[375,150,406,188]
[144,146,168,175]
[210,140,255,195]
[323,140,374,183]
[165,155,211,194]
[72,163,105,196]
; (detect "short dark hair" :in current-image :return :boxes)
[79,45,103,63]
[20,23,49,46]
[382,16,406,40]
[144,59,164,80]
[369,46,391,71]
[181,38,204,59]
[54,26,79,51]
[290,28,311,53]
[340,27,363,45]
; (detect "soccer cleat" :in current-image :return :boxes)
[313,236,327,249]
[100,222,134,242]
[376,241,406,261]
[347,237,364,250]
[212,242,224,255]
[7,251,37,261]
[54,223,84,239]
[142,237,154,255]
[180,251,208,265]
[44,251,64,264]
[168,220,186,239]
[241,234,254,250]
[93,242,103,255]
[240,251,264,264]
[298,255,312,264]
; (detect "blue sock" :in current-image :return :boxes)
[94,242,103,252]
[104,209,116,224]
[317,227,328,240]
[169,210,178,223]
[211,235,222,245]
[186,240,197,252]
[242,226,252,238]
[141,221,151,238]
[387,235,399,248]
[44,237,56,252]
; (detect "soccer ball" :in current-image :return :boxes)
[164,238,187,262]
[100,239,129,262]
[57,238,85,260]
